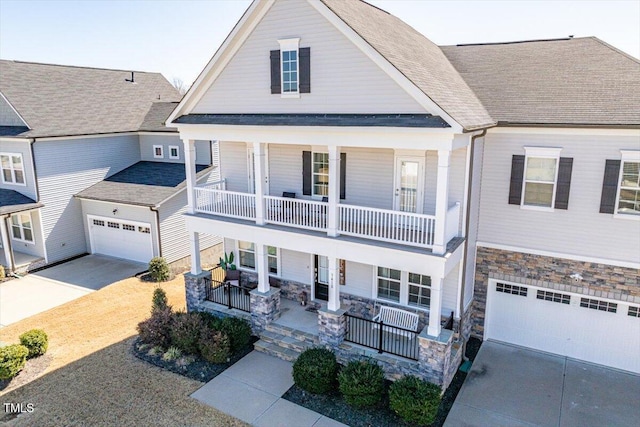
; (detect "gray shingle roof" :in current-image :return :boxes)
[441,37,640,127]
[174,113,449,128]
[0,60,182,138]
[321,0,495,131]
[75,161,211,207]
[139,102,180,132]
[0,189,43,215]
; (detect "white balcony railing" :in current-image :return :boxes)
[339,204,436,248]
[265,196,328,231]
[194,187,256,220]
[445,202,462,244]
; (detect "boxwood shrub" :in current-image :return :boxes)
[292,348,339,394]
[216,317,251,354]
[338,359,386,408]
[19,329,48,359]
[0,344,29,380]
[199,329,231,364]
[389,375,441,426]
[148,257,170,282]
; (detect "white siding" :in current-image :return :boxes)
[34,135,140,263]
[192,0,425,115]
[9,209,46,259]
[342,147,393,209]
[478,131,640,263]
[139,135,211,165]
[0,140,37,200]
[80,200,158,257]
[442,261,460,316]
[281,249,311,284]
[464,137,485,308]
[219,141,249,192]
[268,144,306,197]
[0,95,25,127]
[159,184,221,264]
[343,261,373,298]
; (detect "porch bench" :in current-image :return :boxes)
[373,306,419,338]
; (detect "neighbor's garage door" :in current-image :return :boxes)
[88,216,153,263]
[486,279,640,373]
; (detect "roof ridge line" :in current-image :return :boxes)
[452,37,577,47]
[0,59,161,75]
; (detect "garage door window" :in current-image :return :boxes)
[108,222,120,229]
[580,298,617,313]
[537,290,570,305]
[123,224,135,231]
[93,219,105,226]
[496,282,527,296]
[628,306,640,318]
[139,226,150,233]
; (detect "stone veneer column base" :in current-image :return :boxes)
[318,308,347,348]
[250,288,281,334]
[418,328,455,388]
[184,271,212,313]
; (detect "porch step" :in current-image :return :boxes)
[254,339,302,362]
[263,323,319,345]
[260,330,316,353]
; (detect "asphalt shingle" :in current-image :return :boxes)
[0,189,43,215]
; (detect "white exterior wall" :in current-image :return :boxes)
[478,129,640,263]
[0,95,25,127]
[9,209,46,259]
[192,0,425,115]
[442,261,460,316]
[80,200,158,257]
[281,248,311,284]
[0,140,37,200]
[140,134,211,165]
[34,135,140,263]
[343,260,374,298]
[219,141,249,193]
[267,144,306,197]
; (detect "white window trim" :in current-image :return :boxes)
[235,241,280,276]
[0,152,26,186]
[153,145,164,159]
[267,246,281,277]
[11,212,34,244]
[169,145,180,160]
[614,150,640,220]
[520,146,562,211]
[278,38,300,98]
[311,150,329,199]
[373,268,431,312]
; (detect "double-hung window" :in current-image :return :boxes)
[408,273,431,309]
[617,160,640,215]
[278,38,300,96]
[377,268,433,309]
[522,148,561,208]
[11,213,33,243]
[153,145,163,159]
[601,151,640,217]
[376,267,401,303]
[237,241,279,275]
[312,152,329,197]
[1,153,25,185]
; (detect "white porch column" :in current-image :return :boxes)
[327,146,341,237]
[183,139,197,214]
[256,244,270,293]
[0,216,13,272]
[253,142,267,226]
[433,150,451,254]
[327,256,341,311]
[189,231,201,275]
[428,275,444,337]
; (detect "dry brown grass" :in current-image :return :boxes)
[0,276,247,426]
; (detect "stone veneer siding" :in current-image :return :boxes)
[249,288,281,334]
[472,246,640,337]
[184,271,212,312]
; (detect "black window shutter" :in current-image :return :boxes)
[340,152,346,199]
[299,47,311,93]
[554,157,573,210]
[599,159,621,214]
[270,50,281,94]
[302,151,312,196]
[508,155,525,205]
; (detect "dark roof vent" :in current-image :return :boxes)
[568,35,574,38]
[125,71,136,83]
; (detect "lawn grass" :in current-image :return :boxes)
[0,275,247,426]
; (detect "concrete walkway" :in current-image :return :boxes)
[0,255,146,327]
[445,341,640,427]
[191,351,348,427]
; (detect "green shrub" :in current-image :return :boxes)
[151,287,170,313]
[19,329,48,359]
[292,348,339,394]
[137,307,174,349]
[389,376,441,426]
[170,311,205,355]
[199,329,231,364]
[148,257,170,282]
[0,344,29,380]
[338,359,386,408]
[196,311,220,329]
[162,346,182,361]
[217,317,251,354]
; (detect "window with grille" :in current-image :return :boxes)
[496,282,528,297]
[107,222,120,229]
[408,273,431,308]
[580,298,617,313]
[377,267,401,302]
[93,219,105,226]
[536,290,570,305]
[123,224,135,231]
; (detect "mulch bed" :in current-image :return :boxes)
[131,336,258,383]
[283,337,482,427]
[0,353,53,392]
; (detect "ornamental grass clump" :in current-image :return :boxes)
[292,348,339,394]
[19,329,49,359]
[338,359,386,408]
[0,344,29,380]
[389,375,442,426]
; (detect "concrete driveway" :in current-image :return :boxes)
[0,255,146,327]
[445,341,640,427]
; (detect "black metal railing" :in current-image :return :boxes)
[344,313,419,361]
[204,275,250,313]
[443,311,454,331]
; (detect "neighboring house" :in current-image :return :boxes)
[166,0,639,386]
[0,60,221,273]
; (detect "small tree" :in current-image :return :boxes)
[149,257,170,282]
[151,287,170,313]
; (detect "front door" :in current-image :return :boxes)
[393,157,424,213]
[314,255,329,301]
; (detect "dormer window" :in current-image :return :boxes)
[270,38,310,97]
[153,145,163,159]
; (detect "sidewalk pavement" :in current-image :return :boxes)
[191,351,348,427]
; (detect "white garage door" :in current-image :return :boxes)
[486,279,640,373]
[89,216,153,264]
